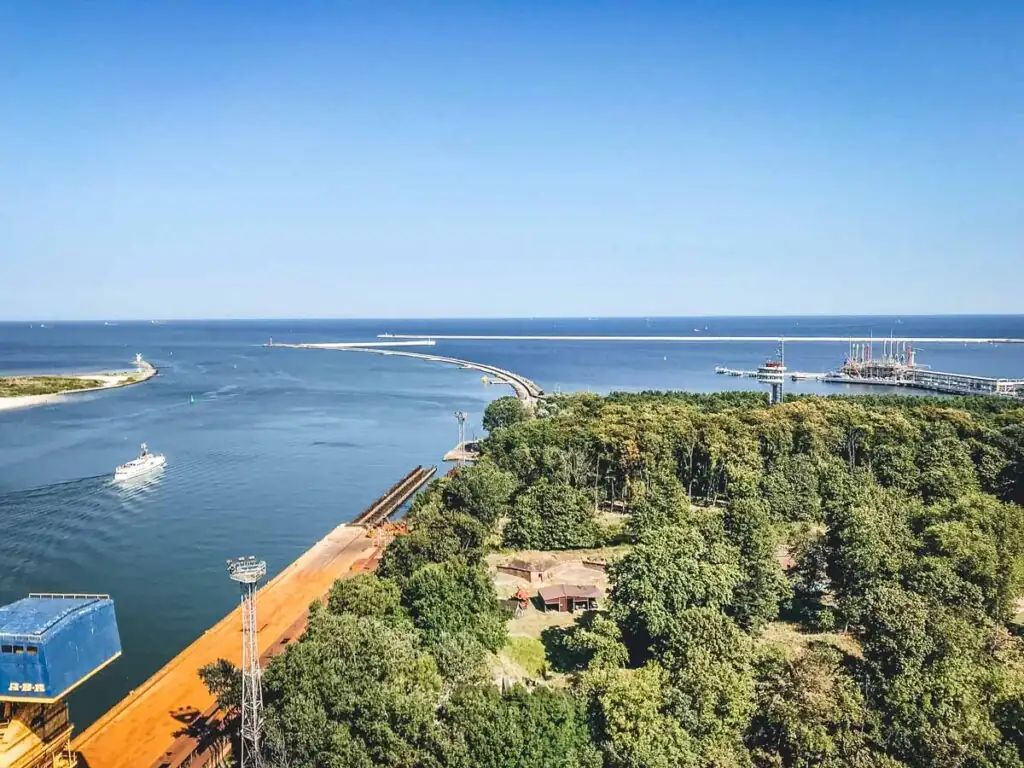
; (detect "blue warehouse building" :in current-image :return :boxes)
[0,593,121,704]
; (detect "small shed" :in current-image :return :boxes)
[537,584,601,613]
[497,557,558,583]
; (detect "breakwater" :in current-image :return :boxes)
[274,343,543,404]
[378,334,1024,344]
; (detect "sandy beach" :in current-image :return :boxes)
[0,363,157,412]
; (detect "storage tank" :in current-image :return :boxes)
[0,594,121,703]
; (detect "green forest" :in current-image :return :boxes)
[206,390,1024,767]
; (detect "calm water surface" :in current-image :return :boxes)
[1,316,1022,727]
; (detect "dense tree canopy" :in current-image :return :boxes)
[609,524,742,654]
[443,459,516,527]
[232,390,1024,768]
[504,479,600,550]
[483,396,529,432]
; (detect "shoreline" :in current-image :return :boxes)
[0,359,157,413]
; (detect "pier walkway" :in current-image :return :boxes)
[379,334,1024,344]
[715,366,824,381]
[275,343,544,405]
[823,369,1024,397]
[713,365,1023,398]
[72,467,435,768]
[269,340,436,349]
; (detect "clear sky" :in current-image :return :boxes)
[1,2,1021,320]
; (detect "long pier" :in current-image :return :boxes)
[268,340,436,349]
[274,343,544,405]
[714,365,1023,398]
[72,466,435,768]
[715,366,824,380]
[823,369,1024,397]
[378,334,1024,344]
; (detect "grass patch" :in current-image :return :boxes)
[759,621,862,660]
[0,376,103,397]
[503,636,549,678]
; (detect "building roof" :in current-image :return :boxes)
[537,584,602,602]
[0,594,108,639]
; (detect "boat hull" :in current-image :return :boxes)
[113,455,166,481]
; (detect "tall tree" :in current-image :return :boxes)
[443,685,601,768]
[857,584,1005,767]
[198,658,241,712]
[400,560,507,651]
[911,492,1024,622]
[484,396,529,432]
[996,422,1024,504]
[503,479,600,550]
[747,645,880,768]
[724,496,792,632]
[442,459,516,527]
[582,664,700,768]
[263,612,447,767]
[657,607,755,761]
[915,421,979,504]
[327,573,410,625]
[609,525,741,654]
[824,484,915,626]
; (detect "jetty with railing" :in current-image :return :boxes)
[824,342,1024,397]
[717,341,1023,398]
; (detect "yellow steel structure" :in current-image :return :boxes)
[0,701,76,768]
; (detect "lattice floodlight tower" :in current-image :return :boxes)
[227,556,267,768]
[454,411,468,466]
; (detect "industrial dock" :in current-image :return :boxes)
[716,340,1024,399]
[67,467,434,768]
[822,341,1024,396]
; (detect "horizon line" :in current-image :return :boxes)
[3,312,1024,324]
[378,334,1024,344]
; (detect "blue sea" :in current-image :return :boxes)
[1,315,1023,728]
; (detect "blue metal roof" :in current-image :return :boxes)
[0,595,106,639]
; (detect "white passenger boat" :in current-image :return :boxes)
[114,443,166,480]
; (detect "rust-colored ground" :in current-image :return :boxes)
[72,524,374,768]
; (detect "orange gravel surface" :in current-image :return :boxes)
[73,523,374,768]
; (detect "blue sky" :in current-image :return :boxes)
[1,2,1021,319]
